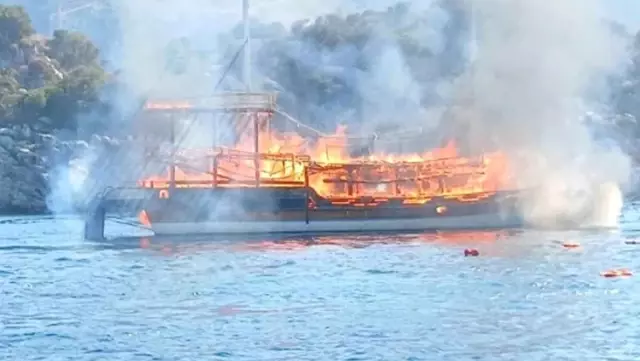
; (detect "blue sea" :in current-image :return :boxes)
[2,207,640,361]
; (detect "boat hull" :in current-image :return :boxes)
[141,187,525,236]
[150,213,523,235]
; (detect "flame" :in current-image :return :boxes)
[138,210,151,227]
[137,120,511,201]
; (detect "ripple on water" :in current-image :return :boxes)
[1,215,640,360]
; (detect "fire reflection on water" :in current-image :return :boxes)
[135,230,513,255]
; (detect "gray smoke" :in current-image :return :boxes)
[92,0,450,172]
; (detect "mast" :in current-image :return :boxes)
[57,1,63,30]
[462,0,479,153]
[242,0,258,184]
[468,0,478,65]
[242,0,252,92]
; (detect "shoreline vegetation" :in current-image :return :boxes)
[0,3,639,215]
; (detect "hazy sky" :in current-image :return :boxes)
[234,0,640,32]
[3,0,639,35]
[608,0,640,31]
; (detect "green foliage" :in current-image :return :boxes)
[47,30,100,70]
[0,68,20,93]
[0,5,107,131]
[0,5,33,48]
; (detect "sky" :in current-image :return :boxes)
[608,0,640,32]
[216,0,640,33]
[2,0,638,38]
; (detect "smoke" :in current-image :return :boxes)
[447,0,631,228]
[248,0,454,150]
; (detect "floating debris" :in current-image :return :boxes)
[562,241,581,249]
[464,248,480,257]
[600,269,633,278]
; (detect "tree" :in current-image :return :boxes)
[47,29,100,70]
[0,5,107,131]
[0,5,33,49]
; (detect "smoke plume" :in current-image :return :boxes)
[447,0,631,228]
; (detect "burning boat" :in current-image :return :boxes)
[81,1,625,241]
[83,91,525,239]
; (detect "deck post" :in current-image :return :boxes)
[266,112,271,145]
[304,166,310,224]
[212,155,218,188]
[84,201,106,241]
[169,114,176,190]
[211,114,217,188]
[393,165,400,196]
[253,113,260,187]
[417,163,424,195]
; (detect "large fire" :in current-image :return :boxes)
[137,113,511,203]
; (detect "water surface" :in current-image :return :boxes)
[2,206,640,360]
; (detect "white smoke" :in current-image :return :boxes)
[449,0,631,228]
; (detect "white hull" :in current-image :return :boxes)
[151,213,524,235]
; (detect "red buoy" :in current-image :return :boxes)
[464,248,480,257]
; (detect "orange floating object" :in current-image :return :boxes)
[138,210,151,227]
[562,241,581,248]
[600,269,633,278]
[619,269,633,276]
[464,248,480,257]
[601,270,619,278]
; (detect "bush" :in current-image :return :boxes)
[0,5,107,131]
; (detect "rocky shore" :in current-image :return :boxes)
[0,125,77,214]
[0,124,129,215]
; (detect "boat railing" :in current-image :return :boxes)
[143,92,278,112]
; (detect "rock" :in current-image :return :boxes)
[0,135,13,149]
[0,127,46,213]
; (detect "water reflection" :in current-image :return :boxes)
[90,225,632,262]
[96,229,522,255]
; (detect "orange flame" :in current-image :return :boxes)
[137,121,511,201]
